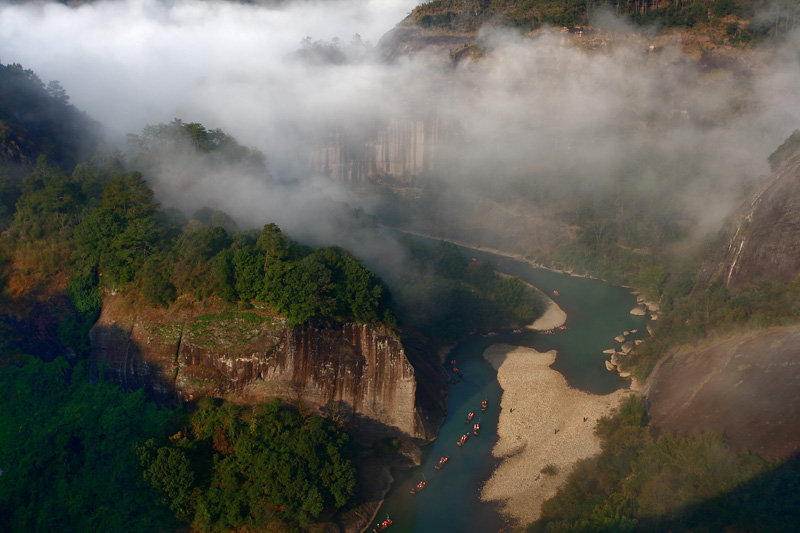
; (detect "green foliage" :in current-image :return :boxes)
[493,276,543,324]
[62,266,103,357]
[392,237,543,342]
[211,249,238,303]
[713,0,736,17]
[75,171,166,286]
[627,278,800,380]
[137,440,194,518]
[541,463,559,476]
[433,240,468,279]
[128,119,267,178]
[13,156,85,239]
[529,396,773,533]
[467,260,495,292]
[0,171,20,227]
[262,245,395,326]
[232,248,265,302]
[0,357,175,531]
[637,265,667,302]
[67,265,102,319]
[192,206,238,234]
[140,398,356,530]
[140,258,177,308]
[390,276,503,343]
[257,222,293,265]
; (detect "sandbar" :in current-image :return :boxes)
[481,344,631,526]
[527,292,567,331]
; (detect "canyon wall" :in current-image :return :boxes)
[309,118,440,182]
[90,295,447,445]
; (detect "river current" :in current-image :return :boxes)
[371,244,649,532]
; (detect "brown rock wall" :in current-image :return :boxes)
[90,296,446,445]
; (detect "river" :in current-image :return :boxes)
[370,244,649,532]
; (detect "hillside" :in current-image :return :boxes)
[695,149,800,291]
[645,325,800,459]
[0,62,101,174]
[401,0,791,42]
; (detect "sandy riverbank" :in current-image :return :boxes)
[527,292,567,331]
[480,344,632,526]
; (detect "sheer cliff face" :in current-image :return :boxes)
[309,119,439,182]
[695,154,800,291]
[90,295,446,445]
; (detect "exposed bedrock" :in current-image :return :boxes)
[645,325,800,460]
[695,154,800,291]
[90,295,447,445]
[309,119,440,183]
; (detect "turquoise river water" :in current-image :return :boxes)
[370,244,649,532]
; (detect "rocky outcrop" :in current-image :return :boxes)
[90,295,447,445]
[695,154,800,291]
[644,325,800,460]
[309,119,440,182]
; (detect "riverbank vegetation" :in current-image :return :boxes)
[525,396,800,532]
[388,237,544,344]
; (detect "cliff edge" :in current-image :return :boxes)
[90,294,447,445]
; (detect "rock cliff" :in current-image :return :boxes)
[695,153,800,291]
[90,295,447,445]
[644,325,800,460]
[309,119,440,182]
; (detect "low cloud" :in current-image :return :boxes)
[3,0,800,259]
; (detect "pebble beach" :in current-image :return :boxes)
[480,343,632,526]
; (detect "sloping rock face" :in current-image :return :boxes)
[90,295,446,445]
[645,326,800,459]
[695,154,800,291]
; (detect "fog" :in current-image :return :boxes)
[2,0,800,264]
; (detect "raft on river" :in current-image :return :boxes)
[410,481,427,495]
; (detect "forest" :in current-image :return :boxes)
[0,59,545,531]
[411,0,796,41]
[3,0,800,527]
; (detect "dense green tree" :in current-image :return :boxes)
[434,240,468,279]
[211,249,237,302]
[140,258,177,307]
[75,171,166,286]
[233,248,265,302]
[0,171,20,226]
[137,440,194,519]
[140,398,356,530]
[467,260,495,292]
[257,222,292,266]
[0,357,175,532]
[13,155,84,239]
[129,119,267,176]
